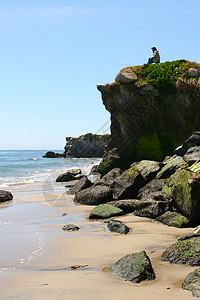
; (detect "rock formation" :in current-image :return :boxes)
[64,133,110,158]
[97,60,200,175]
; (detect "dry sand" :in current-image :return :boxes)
[0,193,196,299]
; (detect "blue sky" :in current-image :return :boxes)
[1,0,199,150]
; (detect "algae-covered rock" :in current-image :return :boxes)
[104,219,129,234]
[97,148,121,176]
[89,204,124,219]
[156,156,188,179]
[162,168,200,226]
[182,267,200,298]
[111,164,145,200]
[155,211,189,228]
[74,185,113,205]
[110,250,156,283]
[161,237,200,266]
[135,160,162,182]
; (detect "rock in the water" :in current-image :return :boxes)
[89,165,99,175]
[115,67,137,83]
[74,185,113,205]
[161,237,200,266]
[135,160,162,182]
[0,190,13,203]
[89,204,124,219]
[62,224,80,231]
[162,168,200,226]
[104,219,129,234]
[111,164,145,200]
[156,156,188,179]
[110,251,156,283]
[175,132,200,157]
[64,133,110,158]
[56,172,77,182]
[43,151,57,158]
[67,176,93,195]
[155,211,189,228]
[183,146,200,165]
[182,267,200,298]
[67,169,82,176]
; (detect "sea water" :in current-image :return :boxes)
[0,150,101,197]
[0,150,102,273]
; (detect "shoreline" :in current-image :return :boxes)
[0,193,196,299]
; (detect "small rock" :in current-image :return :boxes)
[62,224,80,231]
[43,151,57,158]
[89,204,124,219]
[0,190,13,203]
[104,219,129,234]
[187,68,199,78]
[110,251,156,283]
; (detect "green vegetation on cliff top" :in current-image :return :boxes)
[125,60,200,92]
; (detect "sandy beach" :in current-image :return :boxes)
[0,192,197,299]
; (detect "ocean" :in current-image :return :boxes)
[0,150,101,197]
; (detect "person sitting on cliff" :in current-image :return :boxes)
[147,46,160,64]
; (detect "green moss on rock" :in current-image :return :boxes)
[89,204,124,219]
[155,211,189,228]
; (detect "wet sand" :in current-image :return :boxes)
[0,193,196,299]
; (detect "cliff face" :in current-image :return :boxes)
[97,60,200,175]
[64,133,110,158]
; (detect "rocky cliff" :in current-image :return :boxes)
[97,60,200,175]
[64,133,110,158]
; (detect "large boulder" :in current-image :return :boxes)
[137,179,167,199]
[133,198,171,219]
[135,160,162,182]
[155,211,189,228]
[161,236,200,266]
[156,156,188,179]
[110,251,156,283]
[0,190,13,203]
[162,168,200,226]
[89,204,124,219]
[104,219,129,234]
[175,132,200,157]
[182,267,200,298]
[67,176,93,195]
[74,185,113,205]
[111,164,145,200]
[64,133,110,158]
[108,199,142,214]
[183,146,200,165]
[115,67,138,83]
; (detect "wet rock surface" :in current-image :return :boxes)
[110,251,156,283]
[0,190,13,203]
[104,219,129,234]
